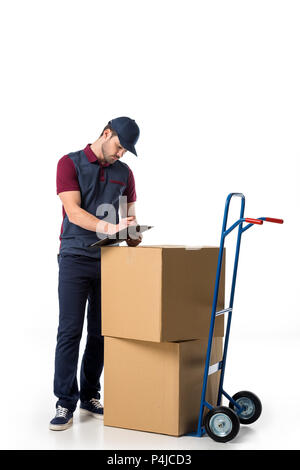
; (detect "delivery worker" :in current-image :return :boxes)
[50,117,142,431]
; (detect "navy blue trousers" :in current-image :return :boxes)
[53,254,104,412]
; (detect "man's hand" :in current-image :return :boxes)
[126,222,143,246]
[105,216,136,236]
[126,232,143,247]
[119,202,142,246]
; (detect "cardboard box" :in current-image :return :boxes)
[104,336,222,436]
[101,246,225,342]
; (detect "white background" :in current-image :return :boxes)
[0,0,299,450]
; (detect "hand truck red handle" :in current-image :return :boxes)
[244,218,263,225]
[244,217,284,225]
[264,217,284,224]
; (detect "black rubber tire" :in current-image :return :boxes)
[229,391,262,424]
[204,406,240,443]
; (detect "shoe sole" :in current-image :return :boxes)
[49,417,73,431]
[80,408,103,420]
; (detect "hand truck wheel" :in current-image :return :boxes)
[204,406,240,443]
[229,391,262,424]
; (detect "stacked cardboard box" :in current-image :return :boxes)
[101,245,225,436]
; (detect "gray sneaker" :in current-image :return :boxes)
[80,398,104,419]
[49,405,73,431]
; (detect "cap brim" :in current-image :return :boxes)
[118,135,138,156]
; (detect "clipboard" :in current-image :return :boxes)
[88,225,153,248]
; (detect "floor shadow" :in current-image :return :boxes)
[231,425,256,444]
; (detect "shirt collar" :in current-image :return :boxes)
[83,144,110,167]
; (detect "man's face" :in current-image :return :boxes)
[101,132,127,165]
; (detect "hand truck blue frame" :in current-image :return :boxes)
[189,193,283,442]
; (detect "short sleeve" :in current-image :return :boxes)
[123,167,136,203]
[56,155,80,195]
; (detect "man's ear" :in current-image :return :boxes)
[103,129,113,140]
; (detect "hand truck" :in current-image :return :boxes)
[189,193,283,443]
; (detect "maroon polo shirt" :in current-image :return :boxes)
[56,144,137,242]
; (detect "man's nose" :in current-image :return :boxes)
[117,149,126,158]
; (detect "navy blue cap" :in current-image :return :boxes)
[109,117,140,156]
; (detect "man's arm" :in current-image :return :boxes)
[120,200,137,220]
[59,191,135,235]
[120,201,143,246]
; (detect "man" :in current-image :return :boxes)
[50,117,142,431]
